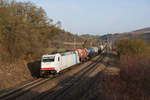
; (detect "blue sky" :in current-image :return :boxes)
[17,0,150,35]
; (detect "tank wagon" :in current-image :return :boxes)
[98,45,105,53]
[87,48,95,58]
[74,48,88,62]
[40,51,80,76]
[92,47,99,54]
[87,47,99,58]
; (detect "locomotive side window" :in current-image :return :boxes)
[58,57,60,61]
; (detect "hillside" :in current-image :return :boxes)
[95,27,150,41]
[133,27,150,33]
[121,27,150,41]
[80,34,100,40]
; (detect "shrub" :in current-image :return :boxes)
[116,38,150,57]
[116,38,150,99]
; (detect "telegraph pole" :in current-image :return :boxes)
[74,35,76,49]
[106,33,110,53]
[74,33,77,49]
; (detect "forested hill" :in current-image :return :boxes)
[0,0,99,61]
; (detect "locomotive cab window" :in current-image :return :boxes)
[43,56,55,62]
[58,57,60,61]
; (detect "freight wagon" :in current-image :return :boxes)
[87,47,99,58]
[92,47,99,54]
[87,48,95,58]
[74,48,88,62]
[98,45,105,53]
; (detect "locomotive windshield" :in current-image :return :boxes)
[43,56,55,62]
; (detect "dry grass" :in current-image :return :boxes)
[99,54,150,100]
[0,60,32,89]
[119,55,150,100]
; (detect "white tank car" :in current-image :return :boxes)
[100,45,104,50]
[92,47,99,53]
[40,51,80,76]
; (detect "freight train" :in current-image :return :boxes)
[40,45,106,77]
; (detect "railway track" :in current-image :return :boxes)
[0,78,52,100]
[34,53,105,100]
[0,53,105,100]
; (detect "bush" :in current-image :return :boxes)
[116,38,150,99]
[119,55,150,99]
[116,38,150,57]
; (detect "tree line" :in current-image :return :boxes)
[0,0,67,61]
